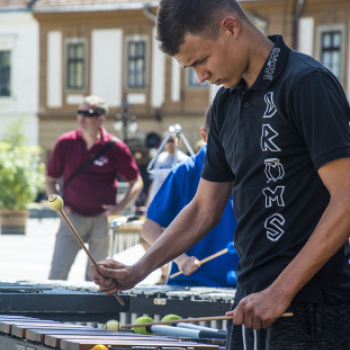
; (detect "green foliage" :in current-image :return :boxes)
[0,119,45,210]
[3,118,26,147]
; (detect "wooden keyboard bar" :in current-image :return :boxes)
[61,339,219,350]
[12,324,90,338]
[45,334,175,348]
[0,320,59,334]
[26,327,119,343]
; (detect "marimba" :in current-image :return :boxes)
[0,282,235,329]
[0,315,225,350]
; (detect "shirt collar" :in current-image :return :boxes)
[230,34,290,94]
[76,126,108,144]
[99,126,109,144]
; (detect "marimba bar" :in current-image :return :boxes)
[12,323,90,338]
[0,282,236,329]
[0,316,222,350]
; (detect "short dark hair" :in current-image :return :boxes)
[157,0,247,56]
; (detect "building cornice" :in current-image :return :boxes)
[32,1,158,13]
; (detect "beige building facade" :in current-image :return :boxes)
[31,0,350,168]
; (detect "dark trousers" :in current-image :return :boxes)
[226,300,350,350]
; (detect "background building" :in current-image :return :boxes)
[1,0,349,193]
[0,0,39,145]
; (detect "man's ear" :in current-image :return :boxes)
[220,15,240,37]
[200,127,207,143]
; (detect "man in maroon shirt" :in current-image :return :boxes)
[46,95,143,281]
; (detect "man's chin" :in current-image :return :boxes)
[222,82,232,88]
[222,80,239,89]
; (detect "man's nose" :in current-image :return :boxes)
[195,68,210,84]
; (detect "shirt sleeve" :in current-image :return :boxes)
[201,95,235,183]
[115,141,140,181]
[147,166,185,228]
[47,139,66,179]
[291,69,350,170]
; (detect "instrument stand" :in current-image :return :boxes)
[147,124,195,176]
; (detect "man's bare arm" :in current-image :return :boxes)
[230,157,350,329]
[103,175,143,216]
[46,175,72,213]
[141,218,199,275]
[45,175,60,196]
[141,218,164,245]
[92,179,233,293]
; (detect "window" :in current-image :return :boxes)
[0,51,11,97]
[321,31,342,79]
[127,41,146,88]
[66,43,85,90]
[188,68,208,87]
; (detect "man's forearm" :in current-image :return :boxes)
[45,177,59,196]
[117,176,143,212]
[141,219,164,245]
[141,219,189,271]
[134,199,220,280]
[269,194,350,303]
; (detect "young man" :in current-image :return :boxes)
[91,1,350,348]
[143,106,239,287]
[46,95,143,281]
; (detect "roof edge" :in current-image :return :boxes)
[32,1,159,13]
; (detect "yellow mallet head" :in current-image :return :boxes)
[91,345,108,350]
[104,319,121,331]
[48,194,64,211]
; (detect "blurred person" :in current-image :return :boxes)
[142,105,239,286]
[194,139,206,154]
[46,95,143,281]
[146,131,188,208]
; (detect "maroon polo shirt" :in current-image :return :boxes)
[47,127,140,217]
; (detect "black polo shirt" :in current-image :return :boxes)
[202,34,350,304]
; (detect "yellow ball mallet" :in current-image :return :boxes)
[48,194,125,306]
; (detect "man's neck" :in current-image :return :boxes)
[242,29,274,89]
[81,128,101,149]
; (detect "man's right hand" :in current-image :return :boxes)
[91,259,143,296]
[175,254,200,275]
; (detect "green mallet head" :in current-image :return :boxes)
[161,314,181,326]
[133,317,154,335]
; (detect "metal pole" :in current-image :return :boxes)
[122,94,128,144]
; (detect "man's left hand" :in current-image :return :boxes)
[102,204,122,217]
[225,287,292,330]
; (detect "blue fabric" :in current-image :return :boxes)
[147,145,239,287]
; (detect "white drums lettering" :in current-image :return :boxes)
[261,91,286,242]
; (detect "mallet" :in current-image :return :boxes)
[48,194,125,306]
[105,312,294,334]
[170,241,236,279]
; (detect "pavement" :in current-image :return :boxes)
[0,217,161,285]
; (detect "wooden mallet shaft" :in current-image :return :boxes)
[170,247,228,279]
[59,209,125,306]
[123,313,294,329]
